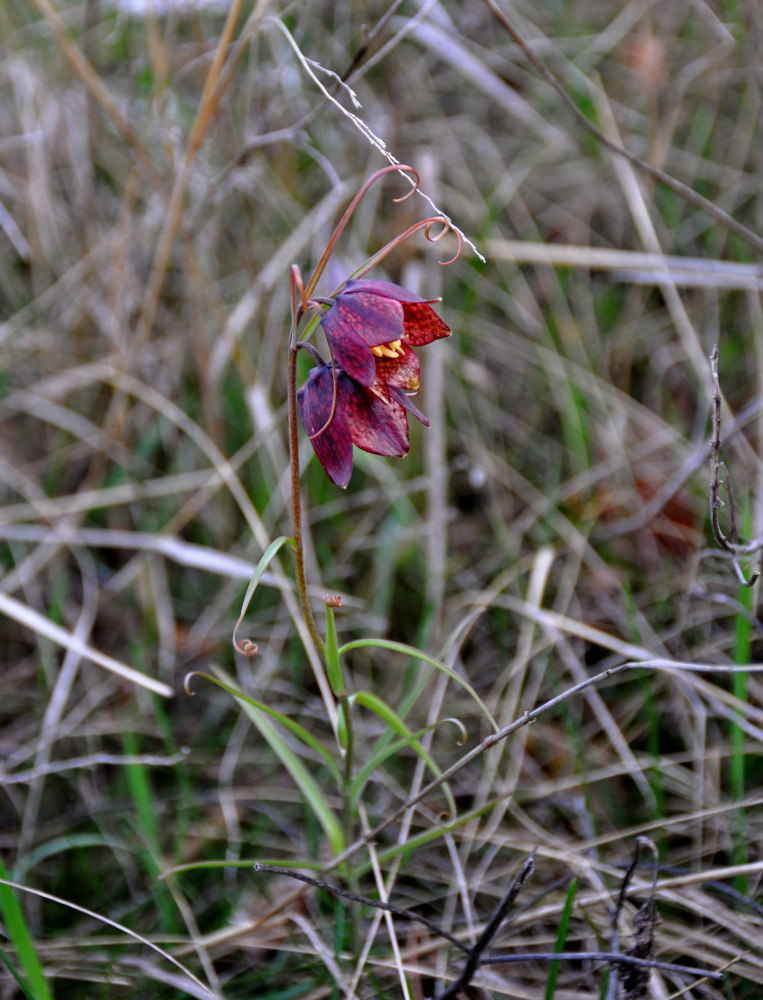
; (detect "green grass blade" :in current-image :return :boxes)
[186,671,342,786]
[12,834,128,885]
[0,943,39,1000]
[351,718,466,810]
[203,670,344,855]
[233,535,295,651]
[338,639,498,731]
[545,876,577,1000]
[349,692,460,817]
[242,704,345,856]
[121,728,179,931]
[324,602,345,695]
[353,799,503,875]
[732,514,752,894]
[0,860,51,1000]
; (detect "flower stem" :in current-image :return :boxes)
[287,344,325,658]
[337,690,359,948]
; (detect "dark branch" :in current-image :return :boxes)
[431,852,536,1000]
[254,863,469,953]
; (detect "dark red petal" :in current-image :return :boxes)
[374,342,420,394]
[297,366,353,488]
[401,301,451,346]
[389,386,430,427]
[320,309,377,387]
[333,293,404,347]
[342,278,430,304]
[342,382,411,458]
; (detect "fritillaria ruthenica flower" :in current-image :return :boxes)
[297,279,451,488]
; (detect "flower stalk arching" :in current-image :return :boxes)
[352,215,462,280]
[302,164,420,302]
[286,174,460,647]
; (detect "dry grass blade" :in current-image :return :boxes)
[0,591,172,697]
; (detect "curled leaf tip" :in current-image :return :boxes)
[184,671,199,696]
[391,165,420,202]
[325,594,343,608]
[424,217,463,265]
[441,716,468,746]
[234,637,259,656]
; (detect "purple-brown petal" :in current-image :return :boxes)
[374,342,421,394]
[389,386,429,427]
[297,366,353,488]
[333,292,404,347]
[341,278,430,304]
[320,308,377,387]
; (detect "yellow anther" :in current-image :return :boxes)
[371,339,402,359]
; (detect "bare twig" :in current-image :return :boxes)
[432,853,536,1000]
[481,951,723,982]
[253,863,469,953]
[612,838,659,1000]
[256,854,724,999]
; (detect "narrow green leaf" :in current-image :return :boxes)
[338,639,499,731]
[161,856,327,879]
[324,602,345,695]
[0,943,39,1000]
[242,703,345,856]
[0,860,51,1000]
[200,670,344,855]
[349,692,459,817]
[732,501,753,894]
[233,536,294,653]
[545,876,577,1000]
[12,834,129,886]
[354,798,504,875]
[185,672,342,786]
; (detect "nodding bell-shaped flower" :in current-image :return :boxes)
[319,279,451,395]
[298,279,451,487]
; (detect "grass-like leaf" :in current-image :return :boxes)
[0,862,51,1000]
[349,691,461,817]
[545,876,577,1000]
[338,639,499,732]
[187,670,344,854]
[185,671,343,787]
[233,535,295,653]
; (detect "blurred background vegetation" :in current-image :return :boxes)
[1,0,763,997]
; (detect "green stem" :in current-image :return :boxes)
[337,691,359,951]
[337,693,355,840]
[287,345,325,658]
